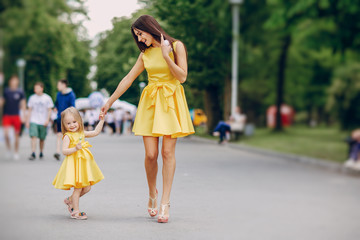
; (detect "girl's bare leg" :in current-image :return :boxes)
[71,188,82,212]
[67,186,91,209]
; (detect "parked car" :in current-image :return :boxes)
[190,109,207,126]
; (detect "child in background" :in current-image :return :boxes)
[26,82,54,160]
[52,107,105,220]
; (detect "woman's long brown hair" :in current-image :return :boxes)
[131,15,186,64]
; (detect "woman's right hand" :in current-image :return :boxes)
[100,102,111,116]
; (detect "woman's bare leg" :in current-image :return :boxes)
[143,136,159,208]
[160,135,177,216]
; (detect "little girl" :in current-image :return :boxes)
[52,107,105,220]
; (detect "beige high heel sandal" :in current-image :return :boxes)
[158,202,170,223]
[148,189,158,217]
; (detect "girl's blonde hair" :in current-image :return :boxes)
[60,107,84,134]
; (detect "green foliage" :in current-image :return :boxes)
[94,0,360,131]
[95,11,148,105]
[0,0,90,99]
[67,39,92,98]
[327,63,360,130]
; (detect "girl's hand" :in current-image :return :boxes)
[75,143,82,150]
[160,34,172,58]
[99,112,105,121]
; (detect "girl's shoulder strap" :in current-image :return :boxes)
[63,131,74,141]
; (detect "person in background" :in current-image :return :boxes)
[229,106,247,140]
[114,107,124,135]
[213,120,231,144]
[82,109,90,130]
[0,75,26,160]
[26,82,54,160]
[50,108,58,134]
[54,79,76,161]
[105,109,116,135]
[85,109,97,131]
[229,106,246,131]
[213,106,247,144]
[344,129,360,170]
[122,111,133,135]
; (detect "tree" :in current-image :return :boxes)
[264,0,321,131]
[0,0,91,98]
[327,63,360,130]
[95,11,148,105]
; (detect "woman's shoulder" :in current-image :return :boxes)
[173,40,185,53]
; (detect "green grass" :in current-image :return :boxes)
[195,125,349,163]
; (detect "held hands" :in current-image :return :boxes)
[99,111,105,121]
[100,103,110,117]
[160,34,172,58]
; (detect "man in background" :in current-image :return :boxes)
[0,75,26,160]
[53,79,76,160]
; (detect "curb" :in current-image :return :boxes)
[188,135,360,177]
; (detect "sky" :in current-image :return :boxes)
[83,0,143,39]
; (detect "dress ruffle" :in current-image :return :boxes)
[132,80,194,138]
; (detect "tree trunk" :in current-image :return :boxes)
[204,86,222,134]
[275,34,291,131]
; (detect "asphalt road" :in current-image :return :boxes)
[1,132,360,240]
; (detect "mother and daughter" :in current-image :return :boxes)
[52,15,194,223]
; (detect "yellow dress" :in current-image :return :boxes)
[132,41,195,138]
[52,131,104,190]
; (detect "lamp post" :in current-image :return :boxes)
[16,58,26,91]
[229,0,243,116]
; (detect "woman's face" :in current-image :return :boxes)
[64,114,80,132]
[133,28,157,47]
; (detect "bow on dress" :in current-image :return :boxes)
[145,81,178,112]
[74,141,92,160]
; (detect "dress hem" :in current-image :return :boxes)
[53,178,104,190]
[133,131,195,138]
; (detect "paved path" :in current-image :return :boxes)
[0,132,360,240]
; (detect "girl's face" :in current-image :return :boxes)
[63,114,80,132]
[133,28,157,47]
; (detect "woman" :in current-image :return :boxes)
[101,15,194,223]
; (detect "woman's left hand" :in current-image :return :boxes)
[160,34,172,58]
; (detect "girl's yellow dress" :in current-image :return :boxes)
[132,41,195,138]
[52,131,104,190]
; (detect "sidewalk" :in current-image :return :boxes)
[189,135,360,176]
[1,133,360,240]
